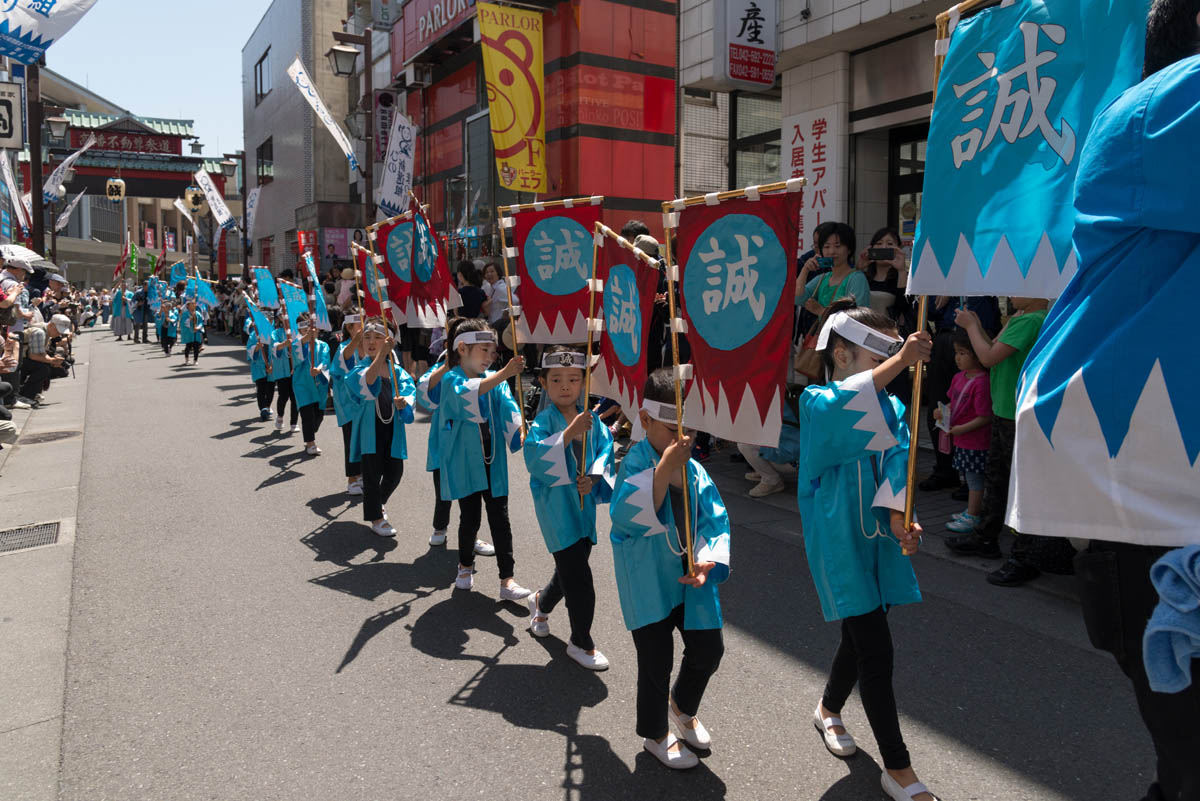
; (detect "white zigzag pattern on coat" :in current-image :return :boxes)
[537,431,573,488]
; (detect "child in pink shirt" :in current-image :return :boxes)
[938,331,992,533]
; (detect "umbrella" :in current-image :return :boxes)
[0,243,56,272]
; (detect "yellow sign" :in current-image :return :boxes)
[477,2,546,193]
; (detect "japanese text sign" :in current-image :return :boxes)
[478,2,547,193]
[714,0,777,90]
[0,0,97,64]
[781,104,840,251]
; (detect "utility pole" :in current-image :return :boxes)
[27,62,45,255]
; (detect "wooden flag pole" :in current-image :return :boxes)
[359,240,402,391]
[658,220,694,578]
[579,222,602,510]
[498,195,604,215]
[496,208,527,434]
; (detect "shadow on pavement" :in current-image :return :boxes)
[815,751,885,800]
[256,449,309,489]
[212,417,265,441]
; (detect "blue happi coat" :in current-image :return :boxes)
[269,328,293,379]
[417,360,446,472]
[290,338,331,409]
[797,370,921,622]
[111,289,126,317]
[157,309,178,339]
[524,405,616,553]
[345,360,416,461]
[122,290,135,319]
[246,337,270,381]
[609,437,731,631]
[436,366,524,500]
[178,308,204,344]
[330,341,364,427]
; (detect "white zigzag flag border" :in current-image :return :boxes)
[908,232,1078,300]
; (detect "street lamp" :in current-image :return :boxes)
[190,140,203,155]
[330,28,375,227]
[220,159,237,178]
[222,150,249,267]
[46,115,69,140]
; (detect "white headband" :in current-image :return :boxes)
[816,312,903,358]
[541,351,587,370]
[363,321,389,336]
[296,320,311,331]
[344,314,361,324]
[454,330,497,350]
[641,399,679,425]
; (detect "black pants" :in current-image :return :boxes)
[299,402,324,442]
[18,359,50,399]
[134,319,148,342]
[630,604,724,740]
[822,606,910,770]
[457,484,514,579]
[1078,541,1200,801]
[362,412,403,521]
[275,376,298,425]
[432,469,452,531]
[183,341,201,361]
[161,335,175,355]
[255,378,275,411]
[341,423,361,478]
[0,380,11,419]
[538,538,596,651]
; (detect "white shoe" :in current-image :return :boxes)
[566,642,610,671]
[455,567,474,590]
[274,416,283,431]
[527,592,550,638]
[748,479,785,498]
[474,539,495,556]
[668,704,711,749]
[370,519,397,537]
[743,471,761,482]
[347,481,363,496]
[813,705,857,757]
[305,444,321,456]
[882,772,939,801]
[14,397,34,409]
[429,529,447,547]
[499,581,533,602]
[290,424,300,434]
[642,733,698,770]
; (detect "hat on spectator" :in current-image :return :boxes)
[49,314,71,333]
[632,234,660,258]
[341,268,354,280]
[48,273,67,284]
[2,259,28,274]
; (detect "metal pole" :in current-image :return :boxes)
[363,29,374,227]
[28,63,45,255]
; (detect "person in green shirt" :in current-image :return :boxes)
[945,298,1053,587]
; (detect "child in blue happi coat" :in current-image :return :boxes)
[178,299,204,365]
[523,346,616,671]
[246,316,275,420]
[342,315,415,537]
[269,312,299,434]
[610,368,731,771]
[291,311,332,456]
[798,299,937,801]
[158,301,178,357]
[331,307,365,496]
[438,317,531,601]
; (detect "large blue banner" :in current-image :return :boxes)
[910,0,1148,299]
[254,267,279,309]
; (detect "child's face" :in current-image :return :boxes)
[459,342,496,374]
[363,330,387,356]
[831,334,894,379]
[639,410,689,455]
[540,367,583,409]
[953,344,978,371]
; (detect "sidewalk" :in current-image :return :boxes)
[0,330,91,801]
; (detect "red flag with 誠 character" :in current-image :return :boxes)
[505,198,603,343]
[673,188,802,447]
[368,213,415,321]
[353,244,383,318]
[589,228,662,437]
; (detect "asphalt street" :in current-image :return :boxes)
[57,330,1154,801]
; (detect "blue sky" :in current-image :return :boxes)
[44,0,275,159]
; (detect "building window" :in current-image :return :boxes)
[684,87,716,107]
[254,48,272,105]
[256,137,274,185]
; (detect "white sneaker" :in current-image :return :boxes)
[429,529,447,547]
[669,704,711,749]
[347,481,363,496]
[14,397,34,409]
[290,424,300,433]
[474,539,496,556]
[642,733,697,770]
[566,642,610,671]
[527,592,550,638]
[455,567,474,590]
[813,705,857,757]
[274,416,283,431]
[305,444,322,456]
[743,471,761,482]
[370,519,397,537]
[499,581,533,602]
[882,772,939,801]
[748,479,785,498]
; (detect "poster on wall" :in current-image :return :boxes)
[781,103,840,250]
[713,0,777,91]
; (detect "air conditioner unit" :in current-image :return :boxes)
[406,64,433,88]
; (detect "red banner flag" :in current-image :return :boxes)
[673,189,802,447]
[408,198,461,328]
[353,243,383,318]
[112,239,129,281]
[368,214,414,321]
[505,198,603,342]
[589,228,662,435]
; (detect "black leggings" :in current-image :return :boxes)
[822,606,910,770]
[630,604,724,740]
[457,484,514,579]
[362,418,404,521]
[161,335,175,355]
[537,538,596,651]
[432,468,452,532]
[274,377,298,425]
[299,403,324,442]
[255,378,275,411]
[342,423,361,478]
[183,341,201,360]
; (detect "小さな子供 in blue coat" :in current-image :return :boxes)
[435,366,524,501]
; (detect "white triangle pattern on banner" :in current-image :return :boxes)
[909,232,1076,299]
[683,379,783,449]
[517,309,588,345]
